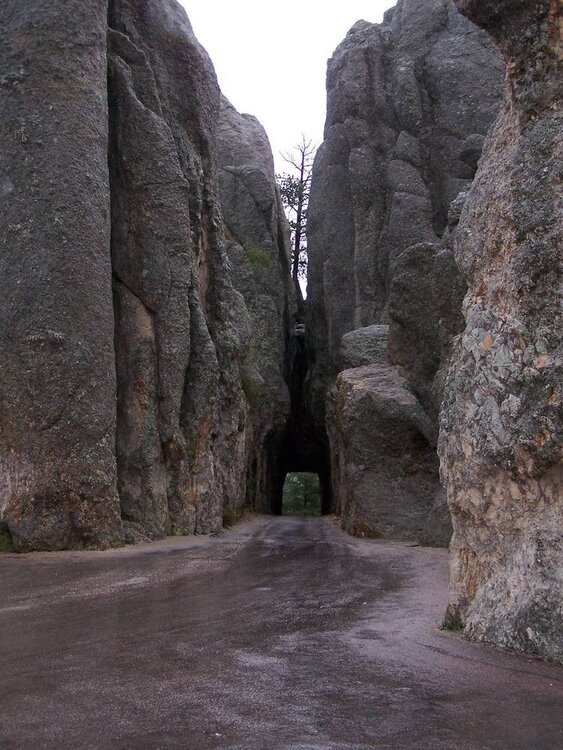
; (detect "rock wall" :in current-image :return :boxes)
[1,0,122,550]
[308,0,504,385]
[306,0,504,543]
[216,97,293,517]
[108,0,250,543]
[439,0,563,662]
[0,0,290,550]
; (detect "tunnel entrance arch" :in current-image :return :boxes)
[254,315,333,518]
[270,428,332,516]
[267,318,333,516]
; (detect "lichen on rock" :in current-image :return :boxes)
[439,0,563,662]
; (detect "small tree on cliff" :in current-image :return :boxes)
[276,136,316,307]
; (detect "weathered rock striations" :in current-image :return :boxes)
[307,0,504,544]
[0,0,122,550]
[1,0,560,668]
[439,0,563,662]
[308,0,504,384]
[107,0,250,542]
[0,0,290,550]
[216,97,293,517]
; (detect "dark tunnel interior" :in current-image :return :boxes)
[265,321,332,516]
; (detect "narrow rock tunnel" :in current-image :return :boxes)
[265,320,333,517]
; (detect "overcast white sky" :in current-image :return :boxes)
[179,0,394,171]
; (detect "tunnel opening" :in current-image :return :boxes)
[282,473,321,516]
[266,316,333,516]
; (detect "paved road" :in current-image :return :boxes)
[1,516,561,749]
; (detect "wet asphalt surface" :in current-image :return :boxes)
[0,515,562,750]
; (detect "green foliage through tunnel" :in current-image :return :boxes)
[282,473,321,516]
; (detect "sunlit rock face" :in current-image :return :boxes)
[439,0,563,663]
[306,0,504,545]
[0,0,290,549]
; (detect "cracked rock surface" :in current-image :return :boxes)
[0,0,290,550]
[306,0,504,546]
[439,0,563,662]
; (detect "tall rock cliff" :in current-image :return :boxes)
[307,0,504,543]
[0,0,291,550]
[439,0,562,662]
[1,0,123,549]
[108,0,248,543]
[308,0,504,389]
[216,97,293,517]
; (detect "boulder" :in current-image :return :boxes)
[328,364,441,541]
[340,325,389,369]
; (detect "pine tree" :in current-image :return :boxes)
[276,136,316,307]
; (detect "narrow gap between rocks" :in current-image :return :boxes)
[265,319,333,517]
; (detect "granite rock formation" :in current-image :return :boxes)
[1,0,123,550]
[108,0,250,543]
[1,0,560,668]
[216,97,293,517]
[306,0,504,544]
[328,363,439,540]
[0,0,290,550]
[439,0,563,662]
